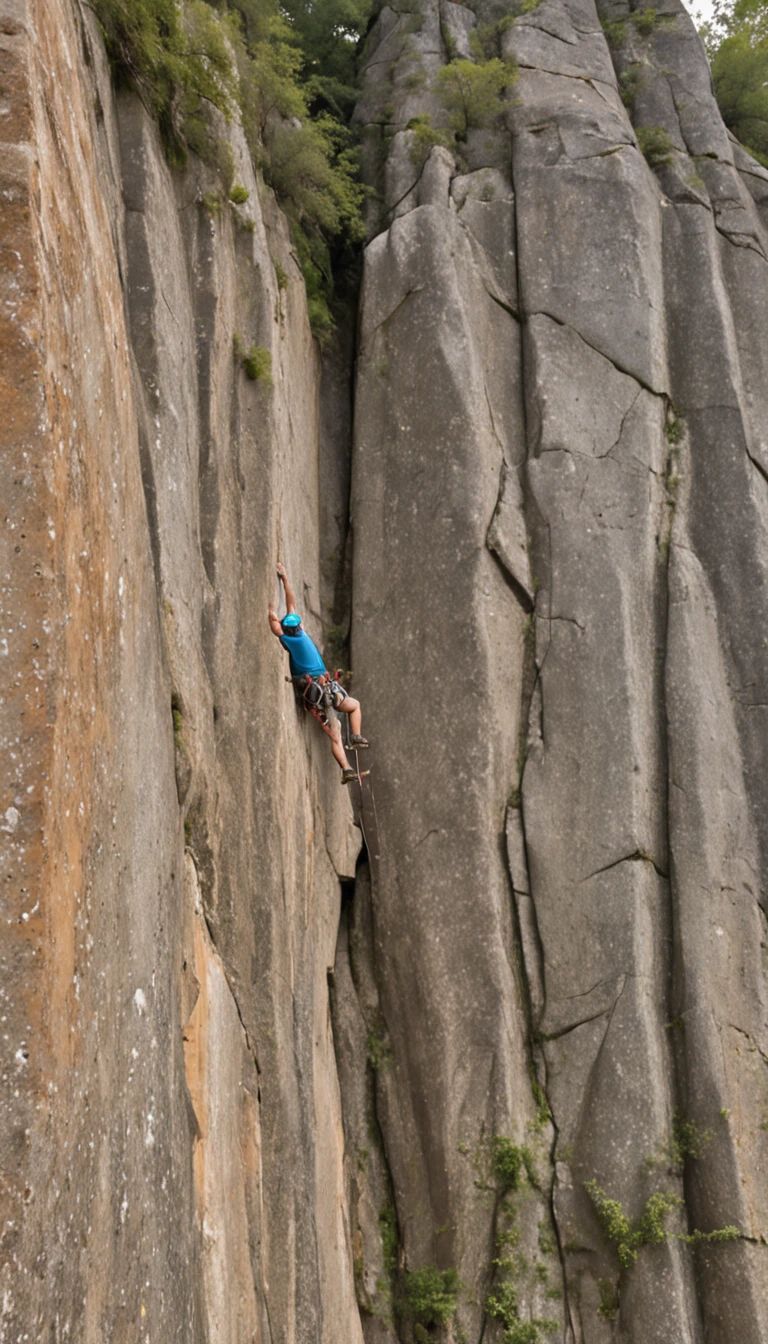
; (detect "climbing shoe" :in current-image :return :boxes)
[349,734,369,749]
[341,768,358,786]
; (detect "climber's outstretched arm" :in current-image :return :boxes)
[268,602,282,637]
[276,562,297,614]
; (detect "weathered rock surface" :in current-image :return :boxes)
[1,1,360,1339]
[2,0,768,1339]
[351,0,768,1339]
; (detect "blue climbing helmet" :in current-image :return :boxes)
[281,612,301,629]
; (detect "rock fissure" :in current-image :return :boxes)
[202,909,262,1076]
[579,849,669,884]
[8,0,768,1337]
[529,308,666,396]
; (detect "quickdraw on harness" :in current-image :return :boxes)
[291,671,342,727]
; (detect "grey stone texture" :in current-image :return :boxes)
[350,0,768,1338]
[2,0,360,1339]
[4,0,768,1338]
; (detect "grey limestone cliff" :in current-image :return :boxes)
[1,0,768,1339]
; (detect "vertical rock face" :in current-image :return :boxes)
[351,0,768,1339]
[2,0,768,1340]
[1,1,361,1339]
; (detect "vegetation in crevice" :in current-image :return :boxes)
[365,1014,393,1070]
[435,56,518,140]
[586,1181,740,1269]
[619,63,644,109]
[666,406,685,446]
[597,1277,619,1321]
[406,113,454,165]
[636,124,676,167]
[460,1132,560,1344]
[91,0,370,337]
[404,23,518,165]
[402,1266,461,1334]
[233,333,272,382]
[671,1112,713,1165]
[601,7,677,47]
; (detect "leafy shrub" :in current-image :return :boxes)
[601,16,628,47]
[92,0,369,337]
[243,346,272,381]
[229,182,250,202]
[632,7,660,37]
[671,1113,712,1163]
[619,64,644,108]
[403,1266,460,1327]
[597,1278,619,1321]
[406,113,454,165]
[636,124,676,166]
[434,57,518,140]
[586,1181,740,1268]
[234,334,272,382]
[487,1281,520,1329]
[92,0,237,157]
[486,1281,557,1343]
[490,1136,537,1190]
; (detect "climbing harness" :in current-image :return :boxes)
[286,670,371,789]
[290,671,346,728]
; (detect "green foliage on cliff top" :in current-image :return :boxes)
[91,0,370,336]
[700,0,768,167]
[93,0,237,134]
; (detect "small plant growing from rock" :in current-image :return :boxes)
[586,1181,740,1268]
[486,1280,558,1342]
[586,1185,680,1266]
[229,182,249,204]
[366,1023,392,1070]
[666,407,684,444]
[601,16,628,47]
[671,1113,712,1165]
[274,262,289,290]
[619,64,644,108]
[490,1135,537,1191]
[233,334,272,384]
[632,7,660,37]
[202,190,221,214]
[435,57,518,142]
[597,1278,619,1321]
[637,125,676,167]
[406,113,454,165]
[403,1266,460,1331]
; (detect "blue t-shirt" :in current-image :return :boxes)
[279,621,327,678]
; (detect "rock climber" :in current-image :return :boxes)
[269,562,368,785]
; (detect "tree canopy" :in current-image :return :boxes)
[92,0,372,336]
[700,0,768,167]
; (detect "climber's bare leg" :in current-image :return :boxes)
[338,696,362,738]
[322,717,350,771]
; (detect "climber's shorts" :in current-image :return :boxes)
[329,679,348,711]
